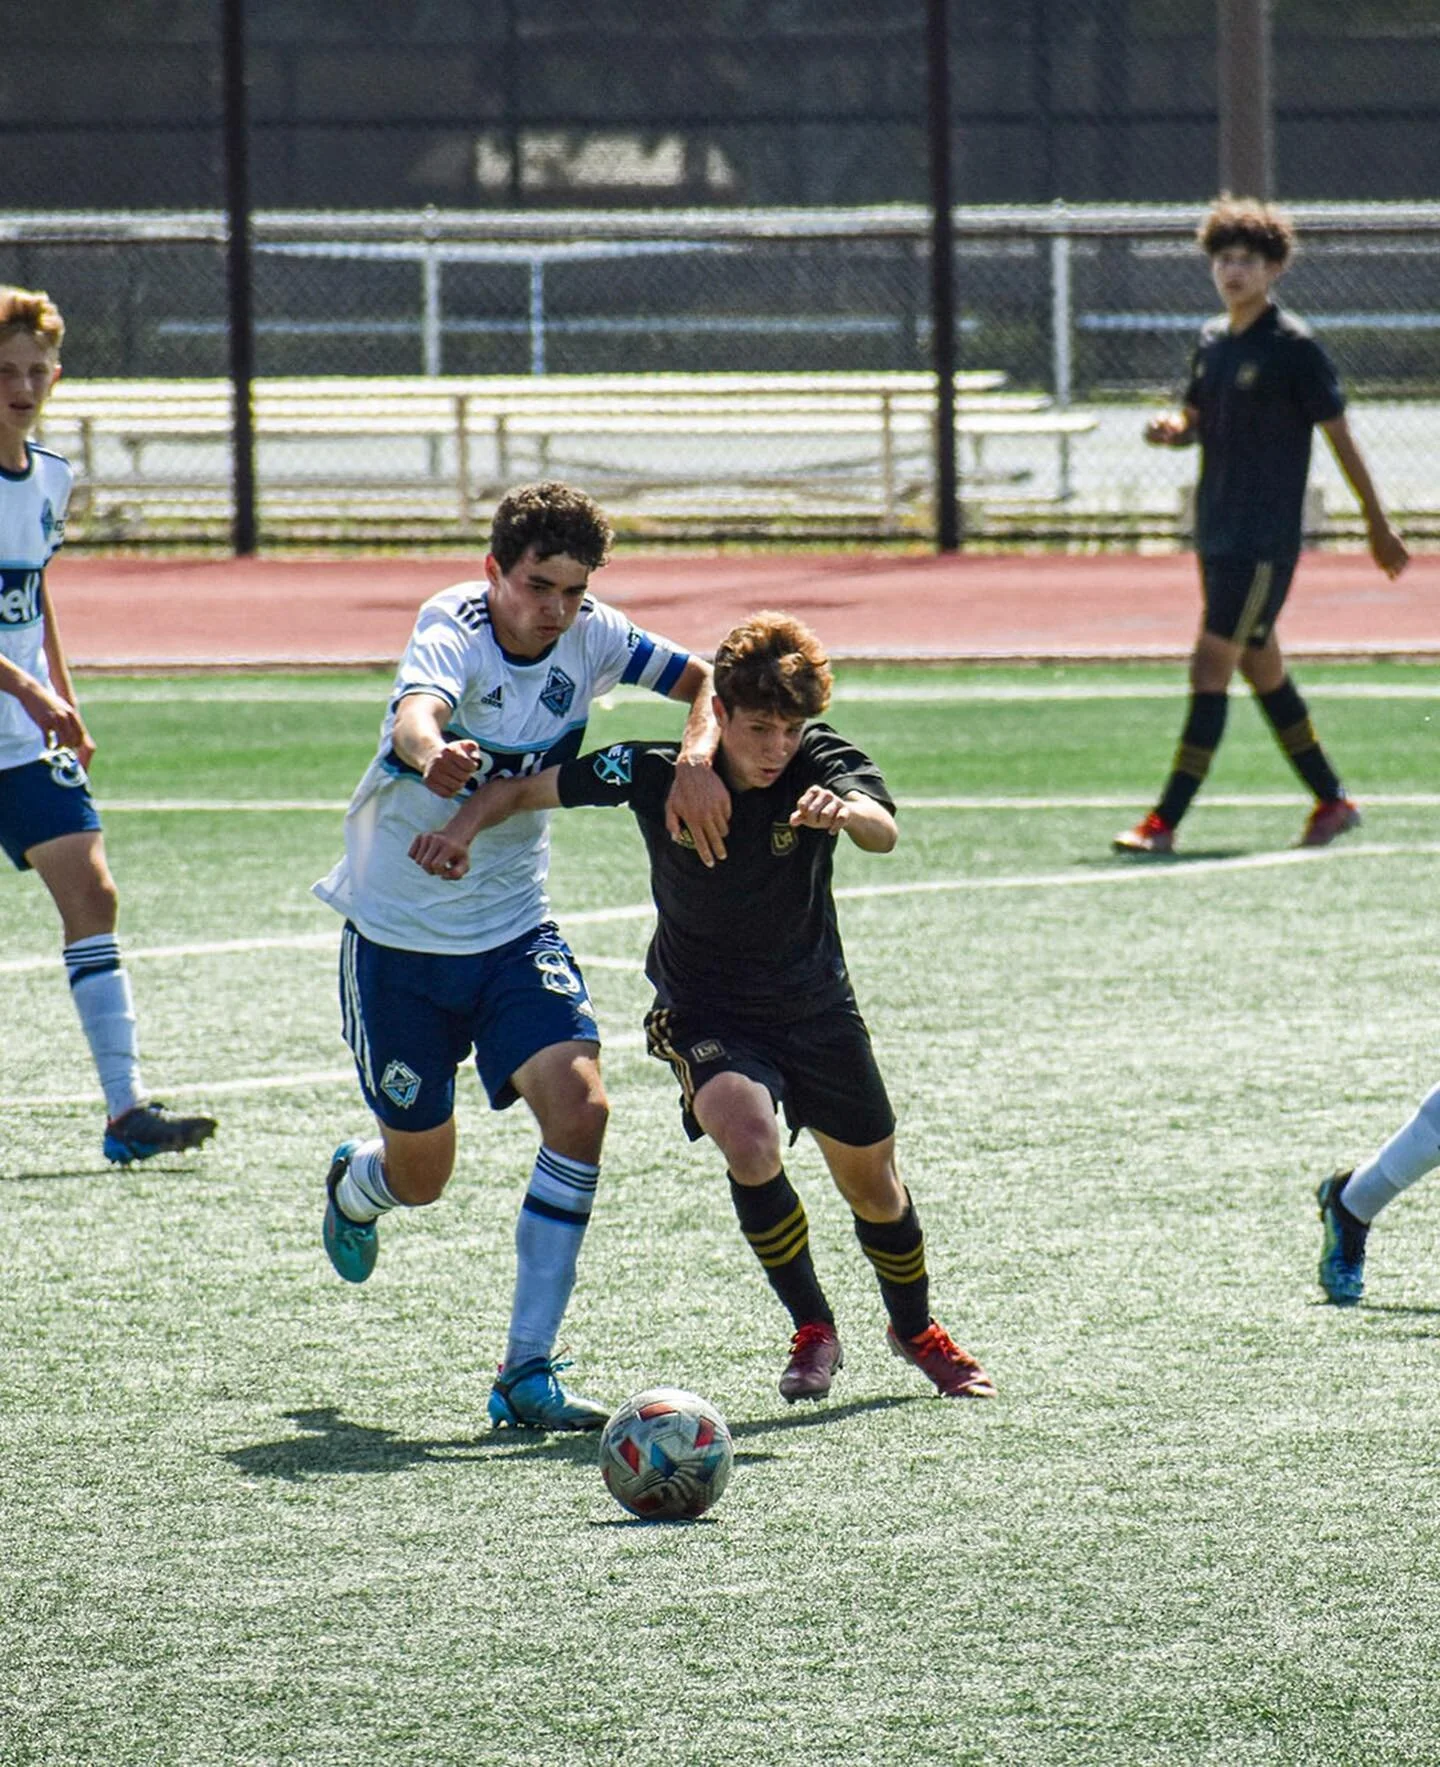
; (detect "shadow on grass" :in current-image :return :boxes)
[223,1405,601,1482]
[1357,1300,1440,1320]
[0,1162,125,1183]
[225,1394,925,1483]
[1074,847,1251,869]
[728,1395,920,1438]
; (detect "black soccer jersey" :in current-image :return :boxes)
[556,723,894,1023]
[1184,303,1345,558]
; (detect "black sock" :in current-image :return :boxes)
[854,1197,930,1341]
[1257,677,1343,801]
[729,1171,834,1330]
[1155,690,1229,828]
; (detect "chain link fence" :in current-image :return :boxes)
[1,4,1437,546]
[5,204,1438,546]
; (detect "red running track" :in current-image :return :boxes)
[52,550,1440,669]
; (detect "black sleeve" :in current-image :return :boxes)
[800,723,896,815]
[556,740,677,812]
[1292,335,1346,426]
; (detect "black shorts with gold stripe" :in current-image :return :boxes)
[643,998,896,1149]
[1200,552,1299,648]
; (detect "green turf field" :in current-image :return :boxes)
[3,660,1440,1766]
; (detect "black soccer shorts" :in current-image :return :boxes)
[1200,553,1299,648]
[644,998,896,1149]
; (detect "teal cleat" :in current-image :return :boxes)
[104,1101,217,1165]
[323,1139,378,1284]
[487,1355,609,1432]
[1317,1171,1367,1306]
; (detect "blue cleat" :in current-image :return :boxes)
[104,1101,217,1165]
[1317,1171,1367,1306]
[487,1355,610,1432]
[323,1139,378,1284]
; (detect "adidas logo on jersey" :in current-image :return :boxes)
[480,684,505,707]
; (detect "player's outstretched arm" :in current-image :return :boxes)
[789,787,897,853]
[1320,415,1409,579]
[392,692,482,797]
[665,657,730,867]
[409,768,561,879]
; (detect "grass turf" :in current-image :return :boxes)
[2,660,1439,1765]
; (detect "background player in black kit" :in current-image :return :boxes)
[411,610,996,1405]
[1114,196,1409,856]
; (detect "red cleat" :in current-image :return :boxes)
[778,1322,843,1403]
[1298,797,1360,848]
[887,1320,996,1399]
[1112,811,1175,855]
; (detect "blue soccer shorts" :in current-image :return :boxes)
[339,919,601,1132]
[0,750,102,870]
[644,998,896,1150]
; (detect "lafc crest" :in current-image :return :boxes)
[770,822,797,856]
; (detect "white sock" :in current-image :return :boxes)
[335,1138,399,1222]
[1342,1084,1440,1223]
[503,1147,599,1370]
[66,940,144,1120]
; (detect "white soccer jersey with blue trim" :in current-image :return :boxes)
[0,444,73,771]
[313,581,693,955]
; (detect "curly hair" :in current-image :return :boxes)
[0,285,64,350]
[1198,196,1295,267]
[488,481,613,573]
[713,610,832,719]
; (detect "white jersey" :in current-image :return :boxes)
[313,581,694,955]
[0,444,73,771]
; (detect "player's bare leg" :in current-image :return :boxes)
[29,830,216,1163]
[696,1071,842,1401]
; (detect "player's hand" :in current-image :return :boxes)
[421,739,481,798]
[409,830,472,879]
[666,757,731,868]
[72,727,97,772]
[19,681,86,750]
[1144,413,1188,447]
[1368,520,1410,580]
[790,786,848,836]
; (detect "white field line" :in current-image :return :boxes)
[5,833,1439,980]
[0,1031,649,1110]
[5,839,1440,1110]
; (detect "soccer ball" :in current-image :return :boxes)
[598,1387,734,1520]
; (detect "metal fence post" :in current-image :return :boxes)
[1050,212,1074,501]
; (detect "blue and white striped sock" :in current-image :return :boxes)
[335,1138,400,1222]
[65,936,144,1120]
[503,1146,600,1369]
